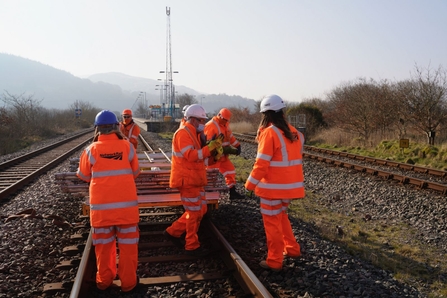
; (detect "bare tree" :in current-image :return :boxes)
[176,93,198,111]
[1,92,43,136]
[69,100,100,123]
[392,80,415,139]
[326,79,378,144]
[407,64,447,145]
[371,80,396,139]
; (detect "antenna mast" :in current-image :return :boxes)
[165,7,175,117]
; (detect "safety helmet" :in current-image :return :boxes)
[94,110,119,126]
[218,108,232,121]
[122,109,132,116]
[185,104,208,119]
[260,94,286,112]
[182,105,190,115]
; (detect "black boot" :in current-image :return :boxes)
[229,186,244,200]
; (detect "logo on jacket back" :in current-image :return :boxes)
[100,152,123,160]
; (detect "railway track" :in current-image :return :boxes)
[233,132,447,195]
[0,129,94,201]
[1,127,440,297]
[44,214,272,297]
[43,129,273,297]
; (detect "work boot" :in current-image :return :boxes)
[229,186,244,200]
[163,230,185,248]
[259,260,282,272]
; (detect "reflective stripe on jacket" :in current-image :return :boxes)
[76,133,141,227]
[245,124,305,199]
[204,116,240,162]
[170,122,212,188]
[119,121,141,149]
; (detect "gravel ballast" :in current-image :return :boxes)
[1,129,444,297]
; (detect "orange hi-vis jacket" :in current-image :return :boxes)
[119,120,141,149]
[76,133,141,227]
[204,116,240,162]
[245,123,305,199]
[170,122,213,189]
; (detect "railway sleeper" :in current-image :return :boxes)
[43,281,74,295]
[55,259,81,270]
[63,244,85,256]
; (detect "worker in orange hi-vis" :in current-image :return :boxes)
[180,104,207,146]
[179,105,189,127]
[76,110,141,292]
[204,108,244,199]
[119,109,141,149]
[164,104,224,257]
[245,94,304,272]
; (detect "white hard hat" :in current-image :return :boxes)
[185,104,208,119]
[260,94,286,112]
[182,105,190,114]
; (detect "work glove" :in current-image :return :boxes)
[207,133,224,151]
[214,146,224,161]
[236,145,241,155]
[245,188,254,199]
[222,146,238,155]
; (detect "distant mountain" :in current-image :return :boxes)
[88,72,257,113]
[0,53,133,112]
[88,72,200,96]
[0,53,256,114]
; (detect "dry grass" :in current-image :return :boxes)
[230,121,256,134]
[287,192,447,297]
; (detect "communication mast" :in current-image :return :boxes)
[162,6,178,118]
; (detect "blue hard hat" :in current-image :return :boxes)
[94,110,118,126]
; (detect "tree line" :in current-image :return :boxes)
[1,64,446,155]
[287,64,447,146]
[0,92,100,155]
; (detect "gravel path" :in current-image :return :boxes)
[1,129,444,297]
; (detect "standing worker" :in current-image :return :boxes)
[179,105,189,127]
[164,104,224,256]
[244,94,304,272]
[204,108,244,199]
[181,104,207,146]
[119,109,141,149]
[76,110,141,292]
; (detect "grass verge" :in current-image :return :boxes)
[288,191,447,297]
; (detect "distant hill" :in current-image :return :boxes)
[88,72,257,114]
[0,53,256,114]
[0,53,132,112]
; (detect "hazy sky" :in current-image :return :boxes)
[1,0,447,102]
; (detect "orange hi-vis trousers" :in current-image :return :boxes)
[260,198,301,270]
[92,224,139,292]
[208,157,236,188]
[166,187,208,250]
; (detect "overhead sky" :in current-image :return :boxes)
[1,0,447,103]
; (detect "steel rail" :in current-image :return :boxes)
[305,145,447,178]
[0,128,93,171]
[209,220,273,298]
[60,217,273,297]
[0,129,93,200]
[235,132,447,195]
[306,154,447,195]
[69,229,94,298]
